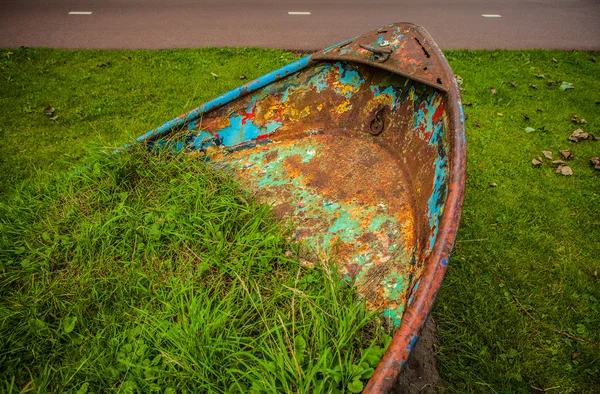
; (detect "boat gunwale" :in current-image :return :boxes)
[363,23,466,393]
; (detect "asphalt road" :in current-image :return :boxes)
[1,0,599,50]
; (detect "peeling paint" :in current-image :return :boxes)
[140,24,465,393]
[148,58,452,327]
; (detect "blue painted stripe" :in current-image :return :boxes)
[136,55,312,143]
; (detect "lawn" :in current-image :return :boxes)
[1,47,599,393]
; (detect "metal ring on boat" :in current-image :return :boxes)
[369,106,386,135]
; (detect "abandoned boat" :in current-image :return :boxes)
[137,23,466,392]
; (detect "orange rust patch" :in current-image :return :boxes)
[288,134,409,214]
[263,149,279,165]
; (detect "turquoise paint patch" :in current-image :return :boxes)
[383,271,409,300]
[339,45,354,55]
[217,115,257,146]
[427,155,448,250]
[188,119,198,131]
[303,63,365,98]
[368,215,390,232]
[281,87,291,103]
[215,115,282,148]
[191,131,213,149]
[383,304,406,326]
[328,213,361,242]
[413,86,450,254]
[266,121,282,133]
[337,67,364,96]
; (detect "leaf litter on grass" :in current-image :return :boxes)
[555,164,573,176]
[571,115,587,125]
[569,128,597,142]
[559,149,573,160]
[43,105,55,116]
[439,49,600,393]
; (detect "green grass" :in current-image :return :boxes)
[435,50,600,393]
[0,47,298,195]
[0,147,388,393]
[1,47,599,393]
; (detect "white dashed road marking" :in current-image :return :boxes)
[69,11,93,15]
[288,12,311,15]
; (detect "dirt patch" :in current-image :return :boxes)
[391,317,442,393]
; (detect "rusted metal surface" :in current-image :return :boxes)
[142,22,466,393]
[155,61,451,326]
[315,23,453,93]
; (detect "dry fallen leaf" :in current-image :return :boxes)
[210,72,219,78]
[552,160,565,166]
[489,182,498,188]
[556,164,573,176]
[552,57,558,63]
[529,84,537,89]
[536,74,545,79]
[569,128,596,142]
[510,81,517,88]
[559,149,573,160]
[491,88,497,95]
[542,150,553,160]
[474,121,481,128]
[571,115,587,124]
[532,158,543,166]
[590,157,600,170]
[43,106,55,116]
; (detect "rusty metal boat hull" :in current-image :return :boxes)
[138,23,466,392]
